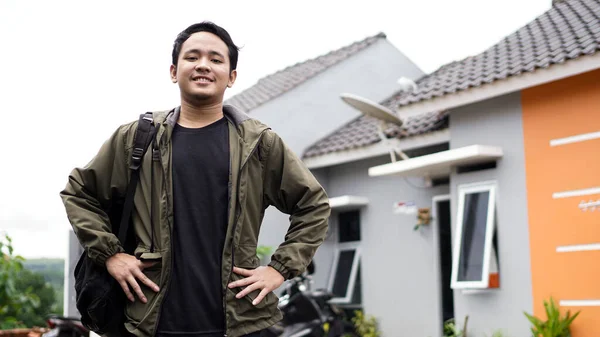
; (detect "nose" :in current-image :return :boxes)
[195,59,210,72]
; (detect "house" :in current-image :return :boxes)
[63,32,425,319]
[301,0,600,336]
[222,33,425,278]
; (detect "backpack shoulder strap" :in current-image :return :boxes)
[117,112,157,243]
[130,112,156,170]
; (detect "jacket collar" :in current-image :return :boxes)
[157,104,269,146]
[163,104,250,127]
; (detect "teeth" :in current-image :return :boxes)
[194,78,211,82]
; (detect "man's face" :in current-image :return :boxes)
[170,32,236,105]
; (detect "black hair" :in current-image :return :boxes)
[172,21,239,71]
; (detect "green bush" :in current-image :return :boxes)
[256,245,273,261]
[15,268,63,327]
[524,297,579,337]
[0,234,40,329]
[487,329,510,337]
[351,310,380,337]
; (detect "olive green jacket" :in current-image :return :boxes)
[60,105,331,337]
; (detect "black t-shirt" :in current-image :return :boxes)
[157,117,229,337]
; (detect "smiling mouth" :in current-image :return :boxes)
[193,77,214,83]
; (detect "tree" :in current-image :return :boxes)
[0,234,40,329]
[15,268,62,327]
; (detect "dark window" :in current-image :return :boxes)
[436,199,454,323]
[332,249,356,297]
[456,161,497,174]
[338,211,361,242]
[350,262,362,304]
[457,191,490,282]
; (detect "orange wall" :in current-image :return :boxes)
[522,68,600,336]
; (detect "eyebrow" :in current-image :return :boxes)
[183,48,226,59]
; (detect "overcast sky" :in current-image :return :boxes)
[0,0,551,259]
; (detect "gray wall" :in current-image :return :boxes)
[65,230,84,317]
[449,92,533,336]
[317,156,449,337]
[256,38,425,285]
[250,39,424,156]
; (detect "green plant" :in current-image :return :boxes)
[0,234,41,329]
[524,297,580,337]
[15,268,63,327]
[443,316,468,337]
[256,245,273,260]
[351,310,381,337]
[486,329,510,337]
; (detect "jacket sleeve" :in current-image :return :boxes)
[262,130,331,279]
[59,123,134,266]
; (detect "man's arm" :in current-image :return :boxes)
[60,124,131,265]
[60,123,159,303]
[228,130,330,305]
[262,130,331,279]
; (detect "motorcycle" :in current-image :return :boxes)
[264,262,359,337]
[41,315,89,337]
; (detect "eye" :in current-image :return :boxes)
[185,56,198,61]
[212,59,223,63]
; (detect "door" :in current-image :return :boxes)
[433,195,454,332]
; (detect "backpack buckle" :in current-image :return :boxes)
[131,147,144,169]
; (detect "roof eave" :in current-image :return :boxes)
[303,128,450,169]
[394,52,600,119]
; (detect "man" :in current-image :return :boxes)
[60,22,330,337]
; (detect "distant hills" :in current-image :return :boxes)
[23,258,65,305]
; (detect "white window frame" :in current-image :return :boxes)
[328,242,361,304]
[451,181,497,289]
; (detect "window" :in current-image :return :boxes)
[329,211,362,304]
[328,246,361,304]
[451,182,498,289]
[338,210,361,242]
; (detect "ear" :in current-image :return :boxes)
[227,69,237,88]
[170,64,177,83]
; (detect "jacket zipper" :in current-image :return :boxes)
[152,135,174,337]
[223,130,269,336]
[222,134,234,337]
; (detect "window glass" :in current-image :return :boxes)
[350,262,362,304]
[457,191,490,282]
[338,211,360,242]
[332,249,356,297]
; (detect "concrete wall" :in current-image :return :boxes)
[250,39,424,156]
[65,230,84,317]
[316,156,450,337]
[521,69,600,336]
[449,92,533,336]
[256,38,425,286]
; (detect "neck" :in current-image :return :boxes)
[178,101,224,128]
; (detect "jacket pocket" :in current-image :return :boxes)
[230,244,279,312]
[124,251,163,324]
[227,271,279,313]
[234,244,260,269]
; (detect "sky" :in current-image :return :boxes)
[0,0,552,259]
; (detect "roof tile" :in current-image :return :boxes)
[303,0,599,160]
[380,0,600,109]
[303,111,449,158]
[224,33,387,112]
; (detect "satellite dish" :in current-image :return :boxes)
[340,93,403,126]
[340,93,409,162]
[397,77,418,93]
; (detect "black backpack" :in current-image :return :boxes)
[73,112,157,335]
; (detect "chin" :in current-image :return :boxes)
[184,89,212,98]
[189,92,221,103]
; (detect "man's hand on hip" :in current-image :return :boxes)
[228,266,284,305]
[106,253,160,303]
